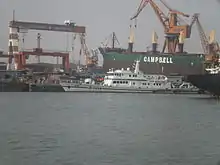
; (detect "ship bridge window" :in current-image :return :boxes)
[113,81,116,84]
[182,84,188,88]
[133,75,137,77]
[115,73,121,76]
[129,75,131,77]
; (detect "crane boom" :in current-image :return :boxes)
[160,0,189,17]
[130,0,169,31]
[130,0,149,20]
[193,13,209,54]
[149,1,169,31]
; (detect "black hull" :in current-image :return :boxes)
[0,82,29,92]
[187,74,220,96]
[30,84,65,92]
[103,60,205,76]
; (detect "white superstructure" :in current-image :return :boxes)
[103,60,171,90]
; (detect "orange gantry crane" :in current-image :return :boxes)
[130,0,195,53]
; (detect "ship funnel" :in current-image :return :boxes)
[128,24,135,53]
[151,31,158,52]
[178,30,185,53]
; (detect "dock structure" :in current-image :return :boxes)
[7,17,86,71]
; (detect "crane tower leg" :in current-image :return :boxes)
[8,27,19,70]
[162,35,179,53]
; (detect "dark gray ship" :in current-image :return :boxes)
[0,69,30,92]
[187,68,220,96]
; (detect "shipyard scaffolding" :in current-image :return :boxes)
[7,14,86,72]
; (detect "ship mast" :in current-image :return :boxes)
[111,32,120,49]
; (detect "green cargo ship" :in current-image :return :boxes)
[93,31,207,76]
[98,48,206,76]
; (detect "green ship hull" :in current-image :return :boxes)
[99,49,206,76]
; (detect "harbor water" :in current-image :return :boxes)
[0,93,220,165]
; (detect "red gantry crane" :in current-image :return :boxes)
[8,13,86,71]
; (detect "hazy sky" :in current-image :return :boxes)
[0,0,220,63]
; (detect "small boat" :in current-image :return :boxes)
[171,82,200,94]
[30,75,80,92]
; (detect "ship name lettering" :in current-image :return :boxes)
[143,56,173,64]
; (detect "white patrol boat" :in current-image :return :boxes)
[61,60,173,93]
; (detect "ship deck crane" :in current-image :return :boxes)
[101,32,121,48]
[130,0,195,53]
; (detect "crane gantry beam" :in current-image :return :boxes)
[9,20,86,33]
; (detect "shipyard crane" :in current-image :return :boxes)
[191,13,219,54]
[191,13,220,66]
[79,33,98,68]
[130,0,195,53]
